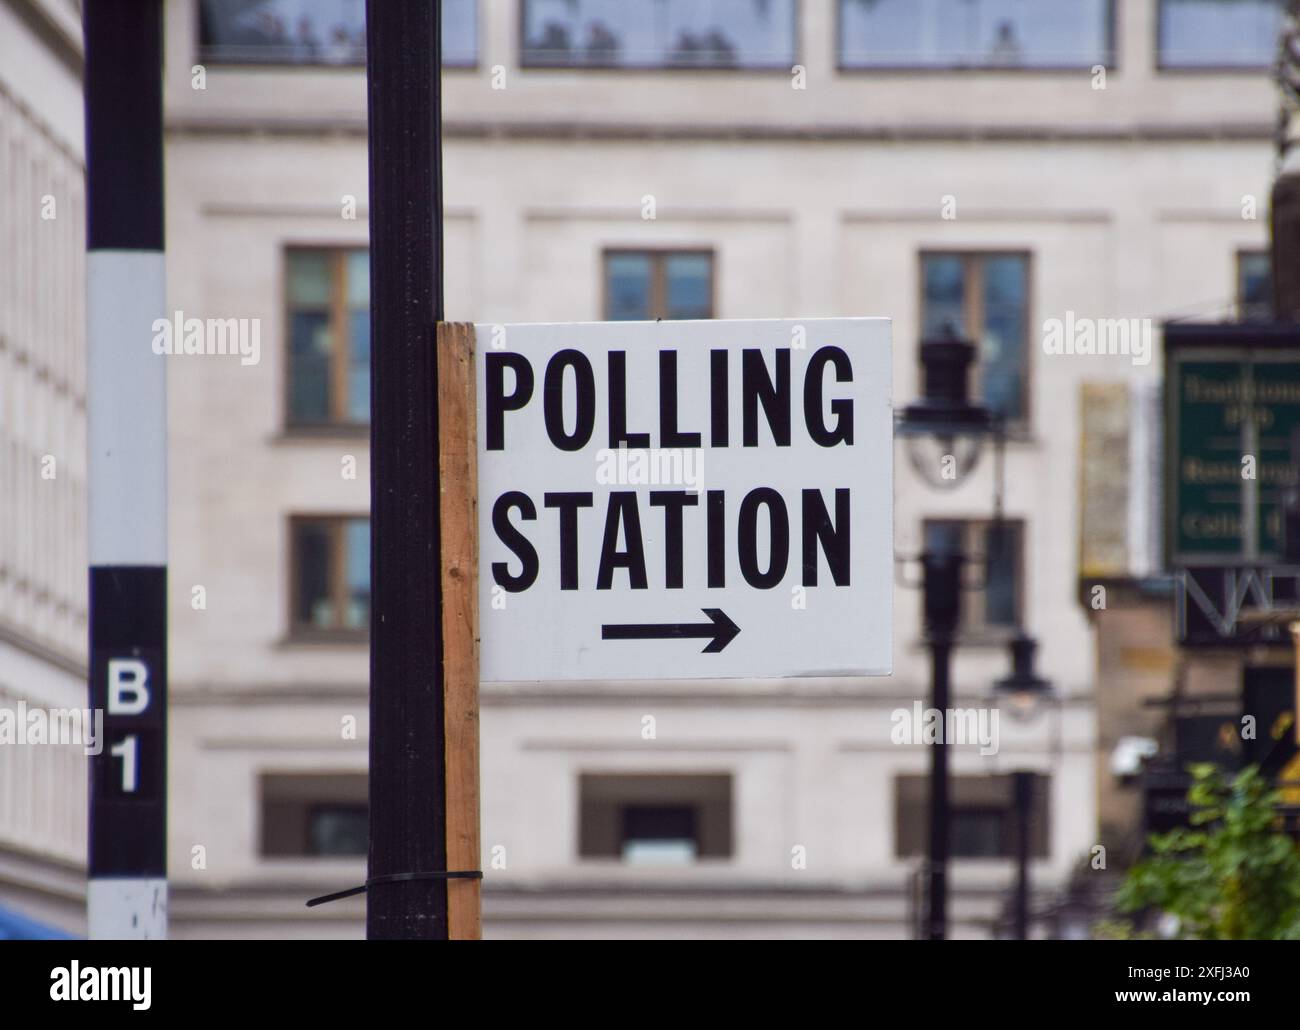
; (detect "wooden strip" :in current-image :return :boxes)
[437,322,482,940]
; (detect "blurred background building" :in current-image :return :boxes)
[0,0,1290,938]
[0,0,89,936]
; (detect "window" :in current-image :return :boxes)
[290,516,370,637]
[198,0,478,66]
[286,249,369,427]
[923,520,1024,636]
[578,773,732,862]
[604,250,714,320]
[895,774,1049,859]
[840,0,1113,70]
[921,252,1030,422]
[261,773,367,857]
[1158,0,1284,69]
[522,0,796,69]
[1238,250,1271,322]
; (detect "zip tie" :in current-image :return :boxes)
[306,870,484,908]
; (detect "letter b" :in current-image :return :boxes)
[107,658,151,716]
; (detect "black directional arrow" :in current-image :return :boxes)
[601,608,741,654]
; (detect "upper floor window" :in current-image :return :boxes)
[290,515,370,638]
[198,0,478,67]
[1158,0,1284,69]
[286,248,369,428]
[921,251,1029,423]
[261,773,368,857]
[522,0,796,69]
[1237,250,1271,321]
[578,773,733,863]
[604,250,714,320]
[840,0,1113,70]
[895,773,1049,859]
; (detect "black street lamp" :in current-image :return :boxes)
[897,332,1000,941]
[995,633,1054,940]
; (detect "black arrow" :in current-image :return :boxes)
[601,608,741,654]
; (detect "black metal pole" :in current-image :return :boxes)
[922,545,963,941]
[365,0,447,940]
[1013,770,1034,940]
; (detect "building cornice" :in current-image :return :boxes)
[165,116,1275,145]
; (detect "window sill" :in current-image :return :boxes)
[279,632,369,649]
[274,424,370,443]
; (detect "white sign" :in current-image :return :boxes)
[476,318,892,681]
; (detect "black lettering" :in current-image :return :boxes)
[707,490,726,588]
[802,488,850,586]
[649,490,699,589]
[491,491,538,592]
[543,349,596,451]
[485,353,533,451]
[804,347,854,447]
[659,351,702,448]
[738,487,789,588]
[742,349,791,446]
[544,492,593,590]
[608,352,650,448]
[597,492,648,589]
[710,349,729,447]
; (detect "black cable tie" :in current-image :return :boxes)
[306,870,484,908]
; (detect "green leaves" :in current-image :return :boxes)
[1115,764,1300,940]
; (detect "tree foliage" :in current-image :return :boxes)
[1116,764,1300,940]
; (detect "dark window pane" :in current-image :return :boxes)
[841,0,1112,69]
[522,0,795,69]
[1159,0,1283,68]
[288,250,331,306]
[951,809,1005,858]
[1239,251,1271,321]
[308,805,368,856]
[606,253,653,320]
[921,255,965,337]
[288,312,332,423]
[348,311,370,422]
[294,522,333,628]
[664,254,713,319]
[344,519,370,629]
[983,522,1019,627]
[198,0,477,66]
[924,520,963,557]
[980,255,1027,421]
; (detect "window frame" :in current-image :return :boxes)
[894,773,1050,860]
[283,246,369,433]
[518,0,800,72]
[601,247,717,321]
[836,0,1117,73]
[194,0,480,69]
[918,248,1033,428]
[1155,0,1285,73]
[287,514,370,642]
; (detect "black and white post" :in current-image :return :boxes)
[84,0,168,939]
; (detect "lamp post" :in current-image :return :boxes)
[995,633,1053,940]
[897,332,999,940]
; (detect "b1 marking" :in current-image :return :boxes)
[476,318,892,682]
